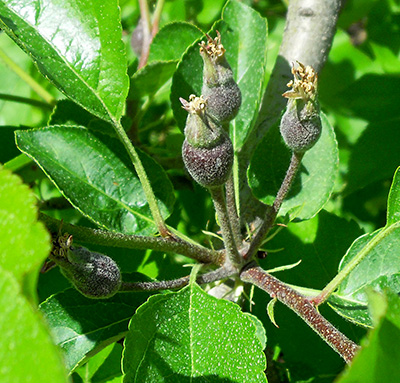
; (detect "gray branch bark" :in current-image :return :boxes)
[239,0,343,226]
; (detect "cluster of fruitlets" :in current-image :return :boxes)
[51,36,322,300]
[180,32,241,188]
[181,36,322,190]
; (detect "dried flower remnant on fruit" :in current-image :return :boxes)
[51,232,73,258]
[280,62,322,153]
[180,95,233,188]
[283,62,318,101]
[199,32,241,124]
[180,94,207,115]
[199,31,226,62]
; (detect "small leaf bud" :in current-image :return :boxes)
[280,62,322,153]
[199,32,241,124]
[54,245,122,299]
[180,95,234,188]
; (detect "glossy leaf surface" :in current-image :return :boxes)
[387,167,400,225]
[40,283,151,372]
[332,225,400,326]
[331,169,400,326]
[123,283,267,382]
[0,0,129,122]
[337,292,400,383]
[248,113,338,221]
[130,61,177,98]
[129,22,203,100]
[16,126,175,235]
[148,22,203,62]
[73,343,123,383]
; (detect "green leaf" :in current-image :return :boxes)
[221,0,268,150]
[0,126,25,163]
[0,267,68,383]
[40,282,151,372]
[0,167,50,297]
[243,312,267,350]
[123,283,267,382]
[148,22,203,62]
[344,120,400,195]
[50,100,116,137]
[336,291,400,383]
[327,294,372,328]
[332,222,400,326]
[0,0,129,122]
[170,35,203,131]
[74,343,123,383]
[129,22,204,100]
[337,0,380,29]
[248,113,339,221]
[334,74,400,123]
[130,61,177,99]
[0,33,50,128]
[319,29,382,107]
[266,297,279,328]
[171,0,268,151]
[15,126,175,235]
[370,41,400,74]
[387,167,400,225]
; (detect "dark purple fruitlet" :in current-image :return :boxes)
[280,62,322,153]
[200,32,241,125]
[180,95,233,188]
[54,245,122,299]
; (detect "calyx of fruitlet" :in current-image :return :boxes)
[199,32,241,124]
[180,95,233,188]
[52,235,122,299]
[280,62,322,153]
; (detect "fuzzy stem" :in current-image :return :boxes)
[111,119,169,237]
[209,186,242,267]
[138,0,152,69]
[225,175,242,247]
[151,0,165,37]
[312,221,400,306]
[240,264,360,364]
[120,266,235,292]
[40,213,223,265]
[245,152,304,260]
[0,93,52,109]
[0,48,55,105]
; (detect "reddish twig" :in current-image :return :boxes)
[240,263,360,364]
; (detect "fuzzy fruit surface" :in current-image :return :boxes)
[184,111,221,149]
[58,247,122,299]
[200,37,241,124]
[280,99,322,153]
[203,78,242,124]
[182,131,233,187]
